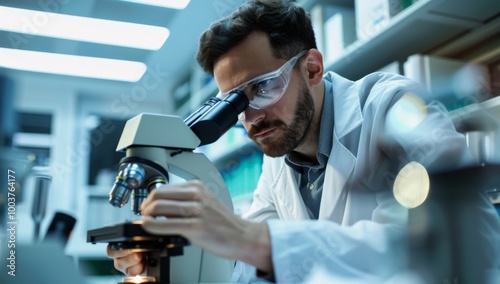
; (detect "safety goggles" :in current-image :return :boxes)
[217,50,308,119]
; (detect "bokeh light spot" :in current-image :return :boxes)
[393,161,430,209]
[385,93,427,134]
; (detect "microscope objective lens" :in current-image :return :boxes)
[131,188,148,215]
[108,162,168,214]
[109,179,132,208]
[123,163,146,188]
[147,176,167,191]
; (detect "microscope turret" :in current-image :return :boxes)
[87,90,249,284]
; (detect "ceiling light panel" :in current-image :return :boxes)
[0,48,147,82]
[0,6,169,50]
[119,0,191,9]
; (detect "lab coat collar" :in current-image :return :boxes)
[324,72,363,141]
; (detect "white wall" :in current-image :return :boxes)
[12,73,170,248]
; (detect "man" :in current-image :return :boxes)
[108,0,500,282]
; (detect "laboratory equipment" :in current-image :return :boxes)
[44,211,77,246]
[87,90,248,284]
[32,174,51,241]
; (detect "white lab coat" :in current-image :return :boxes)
[233,72,500,283]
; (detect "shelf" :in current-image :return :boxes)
[299,0,353,10]
[196,122,260,167]
[318,0,498,79]
[449,96,500,131]
[176,79,218,118]
[209,138,259,167]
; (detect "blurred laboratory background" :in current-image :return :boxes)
[0,0,499,283]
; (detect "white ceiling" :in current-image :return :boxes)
[0,0,245,107]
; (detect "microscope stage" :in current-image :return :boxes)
[87,221,189,251]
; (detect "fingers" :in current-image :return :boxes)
[138,180,222,237]
[115,252,143,276]
[141,199,201,217]
[141,180,214,212]
[141,181,222,220]
[142,215,195,236]
[106,245,144,276]
[125,260,144,277]
[106,244,133,258]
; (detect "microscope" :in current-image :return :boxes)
[87,90,249,284]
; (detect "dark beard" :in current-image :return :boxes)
[248,81,315,157]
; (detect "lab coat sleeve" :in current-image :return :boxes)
[268,220,407,282]
[268,190,409,283]
[381,86,476,173]
[232,262,273,284]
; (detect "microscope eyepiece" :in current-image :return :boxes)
[223,89,249,113]
[184,89,249,146]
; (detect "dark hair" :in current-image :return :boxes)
[195,0,317,76]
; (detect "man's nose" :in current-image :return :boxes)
[241,107,265,125]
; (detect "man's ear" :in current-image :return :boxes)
[304,49,324,87]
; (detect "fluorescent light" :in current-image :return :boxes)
[0,6,169,50]
[120,0,191,9]
[0,48,147,82]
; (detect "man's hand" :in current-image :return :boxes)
[140,180,273,274]
[106,246,144,276]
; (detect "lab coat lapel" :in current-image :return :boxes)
[319,134,356,222]
[318,72,361,222]
[275,164,311,220]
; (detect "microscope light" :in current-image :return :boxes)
[121,275,157,283]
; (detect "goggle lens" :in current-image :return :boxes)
[247,76,286,109]
[218,50,308,120]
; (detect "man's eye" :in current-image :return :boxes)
[255,79,271,89]
[252,79,272,97]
